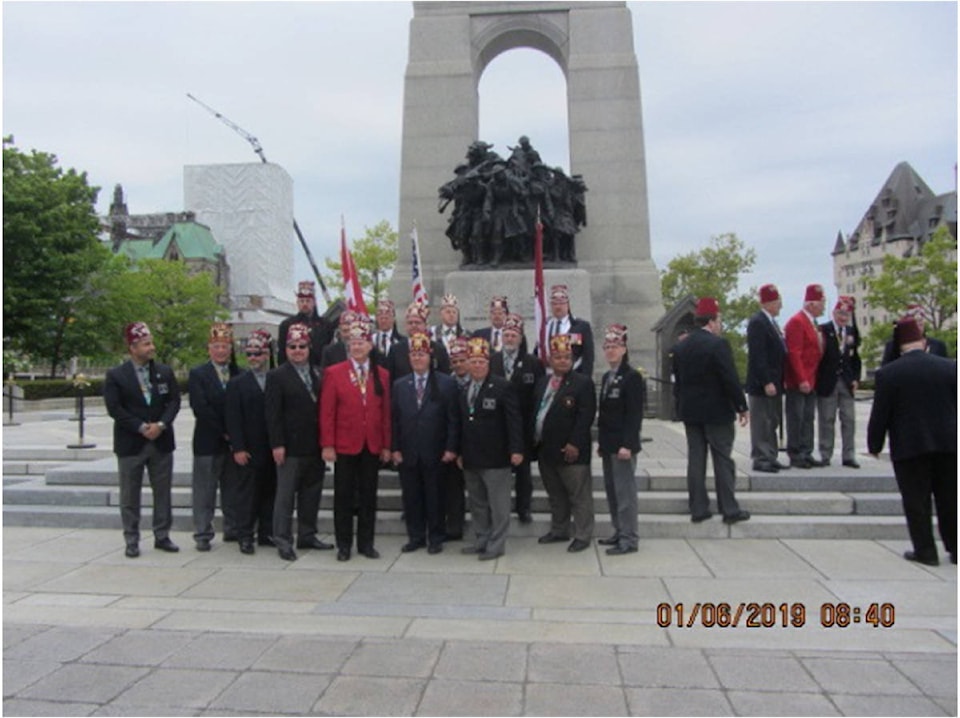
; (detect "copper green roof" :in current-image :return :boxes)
[152,222,223,261]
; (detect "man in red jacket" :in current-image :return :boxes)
[783,284,826,468]
[321,317,392,561]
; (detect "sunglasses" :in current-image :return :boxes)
[245,350,265,357]
[287,343,309,350]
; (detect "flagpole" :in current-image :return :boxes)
[533,206,548,366]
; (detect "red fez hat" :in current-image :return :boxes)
[449,336,469,359]
[489,295,509,311]
[408,332,432,354]
[245,329,272,353]
[296,280,316,298]
[603,323,628,348]
[894,316,924,345]
[549,334,574,355]
[804,284,825,302]
[466,336,490,360]
[345,316,373,341]
[549,284,570,302]
[125,322,151,345]
[834,299,853,313]
[376,299,395,315]
[694,297,719,318]
[339,310,358,326]
[503,313,524,334]
[406,302,429,321]
[759,284,780,303]
[839,295,856,309]
[209,322,233,344]
[440,294,459,309]
[286,323,310,345]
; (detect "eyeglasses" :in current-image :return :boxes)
[245,351,265,357]
[287,344,309,350]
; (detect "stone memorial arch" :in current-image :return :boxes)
[393,0,662,371]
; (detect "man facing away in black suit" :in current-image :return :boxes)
[868,316,957,567]
[880,303,949,366]
[188,322,239,551]
[540,284,594,377]
[225,329,277,555]
[672,298,750,525]
[103,322,181,558]
[745,283,788,473]
[816,299,862,468]
[391,332,460,554]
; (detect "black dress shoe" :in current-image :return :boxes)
[791,459,812,469]
[337,548,351,562]
[195,540,211,552]
[538,532,569,544]
[125,544,140,558]
[597,536,619,546]
[567,539,590,553]
[775,462,792,470]
[297,537,334,550]
[278,546,297,561]
[428,544,443,555]
[518,511,532,524]
[401,541,425,553]
[690,513,713,523]
[842,460,861,469]
[606,545,638,556]
[723,510,751,524]
[239,540,255,555]
[810,458,829,467]
[360,547,380,559]
[903,550,939,566]
[752,464,779,473]
[154,538,180,552]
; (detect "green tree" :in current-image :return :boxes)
[861,226,957,364]
[660,232,758,376]
[323,221,399,308]
[80,258,228,372]
[3,136,110,376]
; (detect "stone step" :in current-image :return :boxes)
[1,504,911,541]
[2,460,75,476]
[3,446,113,461]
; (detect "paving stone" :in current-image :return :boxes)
[707,654,819,692]
[830,693,950,716]
[2,698,98,716]
[433,641,528,682]
[3,626,117,663]
[2,623,50,650]
[725,689,841,716]
[527,642,620,685]
[253,636,358,673]
[312,675,425,716]
[79,629,196,666]
[888,656,958,697]
[111,667,238,709]
[416,678,523,716]
[506,575,668,609]
[208,670,330,714]
[3,659,63,696]
[180,567,356,602]
[618,646,719,688]
[341,638,443,678]
[340,572,508,606]
[92,704,201,716]
[164,633,277,671]
[524,682,628,716]
[803,657,920,695]
[4,561,94,592]
[624,687,733,716]
[19,663,149,704]
[34,564,215,597]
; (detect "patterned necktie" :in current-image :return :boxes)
[468,381,479,406]
[416,375,425,406]
[138,365,152,404]
[493,329,502,352]
[504,352,515,379]
[217,364,229,388]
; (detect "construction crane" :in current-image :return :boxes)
[186,92,334,306]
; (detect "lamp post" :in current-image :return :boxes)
[67,373,95,449]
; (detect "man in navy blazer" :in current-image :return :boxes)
[816,299,862,468]
[745,284,788,473]
[391,333,460,554]
[103,322,181,558]
[188,322,239,551]
[868,317,957,566]
[672,298,750,525]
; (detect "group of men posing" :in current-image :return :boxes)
[103,282,646,563]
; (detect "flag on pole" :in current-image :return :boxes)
[533,208,548,366]
[340,218,368,316]
[411,225,429,307]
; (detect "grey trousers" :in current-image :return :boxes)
[272,455,324,551]
[601,453,639,549]
[684,421,742,519]
[463,466,512,556]
[118,443,173,545]
[818,382,856,463]
[748,393,782,467]
[192,453,235,543]
[538,459,595,542]
[785,390,817,462]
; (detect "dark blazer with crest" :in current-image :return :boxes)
[458,373,524,469]
[225,370,271,467]
[103,359,181,457]
[264,362,321,458]
[816,321,862,396]
[491,349,545,454]
[188,361,239,455]
[532,371,596,465]
[597,360,645,455]
[391,371,460,467]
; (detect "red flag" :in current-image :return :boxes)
[340,219,368,316]
[411,226,429,307]
[533,209,548,366]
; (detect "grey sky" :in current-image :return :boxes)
[3,1,957,310]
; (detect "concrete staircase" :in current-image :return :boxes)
[3,421,908,541]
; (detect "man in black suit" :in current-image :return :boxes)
[188,322,239,551]
[672,298,750,524]
[490,313,544,523]
[881,304,949,365]
[103,322,181,558]
[278,280,334,367]
[391,332,460,554]
[868,316,957,566]
[388,302,450,381]
[459,337,524,560]
[745,284,788,473]
[264,322,333,561]
[429,294,469,355]
[471,295,510,354]
[444,337,471,540]
[540,284,594,376]
[372,299,403,361]
[225,329,276,555]
[533,334,597,552]
[596,324,646,556]
[816,299,862,468]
